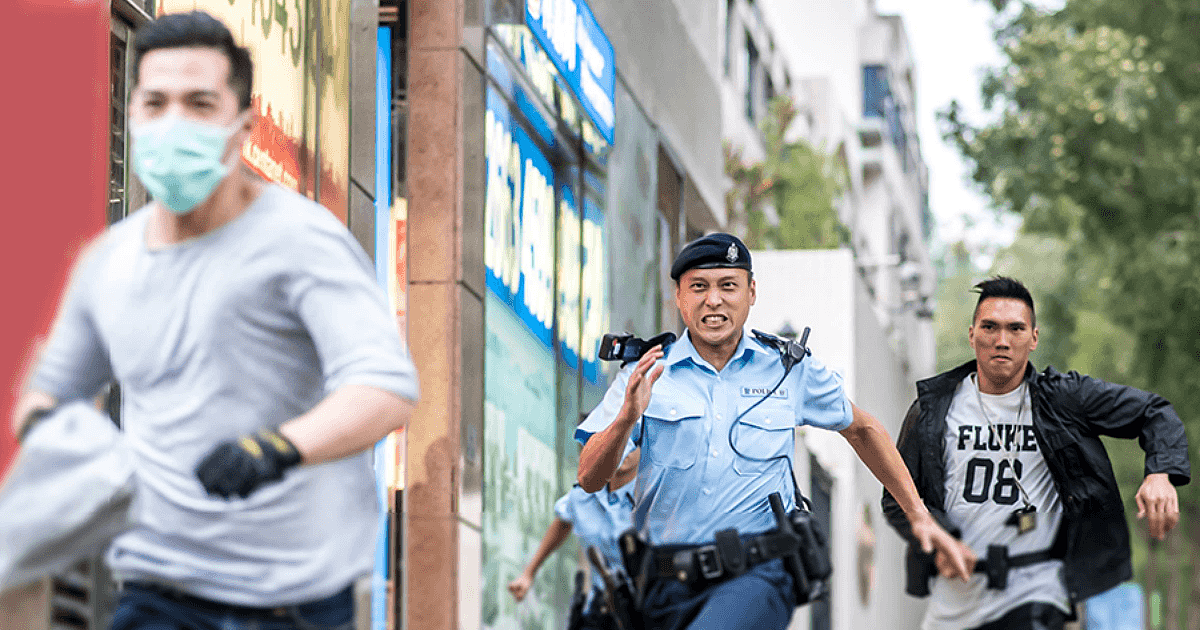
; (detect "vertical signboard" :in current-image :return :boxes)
[579,189,608,388]
[557,184,582,372]
[371,25,393,630]
[524,0,615,143]
[159,0,349,221]
[482,86,561,630]
[316,0,351,218]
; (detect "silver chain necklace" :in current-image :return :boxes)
[972,373,1034,510]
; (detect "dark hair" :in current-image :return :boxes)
[133,11,253,111]
[972,276,1036,327]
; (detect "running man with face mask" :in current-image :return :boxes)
[10,12,418,630]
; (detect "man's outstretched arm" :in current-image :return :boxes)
[843,402,974,580]
[508,517,573,602]
[1073,373,1189,540]
[279,384,414,465]
[196,384,414,499]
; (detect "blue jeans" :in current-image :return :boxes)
[110,582,355,630]
[640,559,796,630]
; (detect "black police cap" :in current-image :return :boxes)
[670,233,752,281]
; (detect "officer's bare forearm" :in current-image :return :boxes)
[842,403,932,523]
[280,384,414,465]
[522,518,573,578]
[578,405,638,492]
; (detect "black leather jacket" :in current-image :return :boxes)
[882,360,1190,602]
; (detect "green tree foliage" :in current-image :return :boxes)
[943,0,1200,621]
[933,244,981,372]
[725,96,848,250]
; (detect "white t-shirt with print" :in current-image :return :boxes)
[922,374,1070,630]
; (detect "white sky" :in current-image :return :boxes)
[874,0,1022,268]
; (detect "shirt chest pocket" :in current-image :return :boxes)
[732,399,795,476]
[641,398,705,470]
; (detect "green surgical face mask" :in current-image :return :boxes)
[131,114,244,215]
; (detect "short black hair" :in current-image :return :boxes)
[972,276,1036,327]
[133,11,253,111]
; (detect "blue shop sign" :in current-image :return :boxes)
[525,0,615,144]
[484,87,557,348]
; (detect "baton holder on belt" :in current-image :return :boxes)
[619,528,651,610]
[768,492,814,605]
[566,570,587,630]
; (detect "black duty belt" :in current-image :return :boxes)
[974,544,1063,590]
[652,528,799,585]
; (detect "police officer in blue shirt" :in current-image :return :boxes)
[510,449,640,630]
[576,233,973,630]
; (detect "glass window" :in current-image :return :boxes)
[109,11,150,225]
[744,31,758,121]
[862,65,888,118]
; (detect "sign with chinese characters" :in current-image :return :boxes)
[482,84,564,630]
[525,0,615,144]
[159,0,350,221]
[580,191,607,383]
[484,88,557,348]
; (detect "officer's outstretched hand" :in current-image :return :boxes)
[912,515,974,581]
[507,572,533,602]
[934,540,976,581]
[622,345,665,419]
[1136,472,1180,541]
[195,428,303,499]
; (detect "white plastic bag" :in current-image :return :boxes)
[0,402,135,591]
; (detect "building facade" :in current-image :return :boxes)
[1,1,944,630]
[719,0,938,628]
[403,0,725,628]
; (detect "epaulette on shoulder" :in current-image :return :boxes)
[751,327,811,371]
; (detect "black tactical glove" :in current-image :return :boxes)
[195,428,303,499]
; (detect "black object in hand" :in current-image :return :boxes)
[195,429,303,499]
[598,332,677,366]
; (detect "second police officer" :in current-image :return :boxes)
[575,233,974,629]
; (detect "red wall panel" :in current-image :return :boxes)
[0,0,110,476]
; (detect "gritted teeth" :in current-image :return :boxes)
[702,314,727,324]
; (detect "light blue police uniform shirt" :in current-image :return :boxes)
[554,480,635,605]
[576,329,852,545]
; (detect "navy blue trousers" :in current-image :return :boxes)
[640,559,796,630]
[109,582,355,630]
[577,605,621,630]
